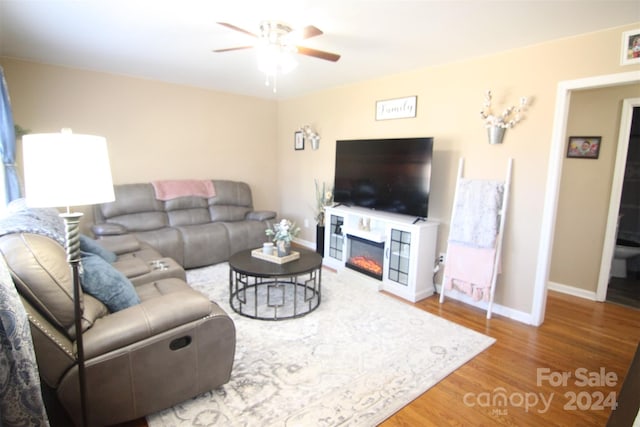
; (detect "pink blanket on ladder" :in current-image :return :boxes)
[151,180,216,201]
[443,243,498,302]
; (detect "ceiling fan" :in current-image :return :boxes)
[214,21,341,63]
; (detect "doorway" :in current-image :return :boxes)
[533,72,640,327]
[605,106,640,309]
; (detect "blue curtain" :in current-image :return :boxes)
[0,66,21,204]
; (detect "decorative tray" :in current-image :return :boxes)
[251,248,300,264]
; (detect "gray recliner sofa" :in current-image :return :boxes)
[92,180,276,268]
[0,212,236,426]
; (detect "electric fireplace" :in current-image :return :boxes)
[346,234,384,280]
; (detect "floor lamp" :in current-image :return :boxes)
[22,129,115,427]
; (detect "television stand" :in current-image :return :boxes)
[323,205,438,302]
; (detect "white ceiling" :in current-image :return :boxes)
[1,1,638,100]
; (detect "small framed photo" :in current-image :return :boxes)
[621,28,640,65]
[294,131,304,150]
[567,136,601,159]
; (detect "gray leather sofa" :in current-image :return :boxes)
[92,180,276,268]
[0,230,236,427]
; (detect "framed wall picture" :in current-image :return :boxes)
[621,28,640,65]
[567,136,601,159]
[294,131,304,150]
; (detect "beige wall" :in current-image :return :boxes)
[2,22,639,320]
[551,84,640,292]
[277,23,640,316]
[1,58,280,227]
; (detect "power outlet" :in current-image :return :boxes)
[438,253,446,264]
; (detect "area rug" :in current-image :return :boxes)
[147,264,495,426]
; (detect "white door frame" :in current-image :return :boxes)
[532,71,640,326]
[596,97,640,301]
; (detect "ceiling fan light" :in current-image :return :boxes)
[256,44,278,75]
[256,44,298,75]
[279,51,298,74]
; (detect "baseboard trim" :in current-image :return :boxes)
[547,281,597,301]
[435,284,534,325]
[293,237,314,250]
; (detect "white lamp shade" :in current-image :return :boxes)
[23,131,115,208]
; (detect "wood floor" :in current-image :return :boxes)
[117,289,640,427]
[380,290,640,426]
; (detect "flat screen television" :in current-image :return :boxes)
[333,137,433,219]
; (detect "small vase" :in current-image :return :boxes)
[310,135,320,150]
[316,224,325,256]
[487,125,506,144]
[276,240,291,257]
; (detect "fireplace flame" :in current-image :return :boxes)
[349,256,383,276]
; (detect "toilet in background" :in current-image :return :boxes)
[612,238,640,278]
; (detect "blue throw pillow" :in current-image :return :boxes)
[80,253,140,312]
[80,234,117,263]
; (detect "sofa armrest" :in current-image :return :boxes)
[111,258,150,278]
[95,234,141,255]
[246,210,277,221]
[92,223,128,237]
[82,290,215,359]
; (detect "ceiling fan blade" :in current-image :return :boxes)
[217,22,257,38]
[299,25,323,39]
[296,46,341,62]
[213,46,254,53]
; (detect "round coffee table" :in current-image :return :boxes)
[228,248,322,320]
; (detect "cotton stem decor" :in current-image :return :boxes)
[480,90,528,144]
[301,125,320,150]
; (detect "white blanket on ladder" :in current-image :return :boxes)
[448,179,504,249]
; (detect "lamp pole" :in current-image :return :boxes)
[62,210,88,427]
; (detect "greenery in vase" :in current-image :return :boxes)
[314,179,334,227]
[14,124,30,138]
[266,219,300,243]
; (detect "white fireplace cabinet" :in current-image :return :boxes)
[323,205,439,302]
